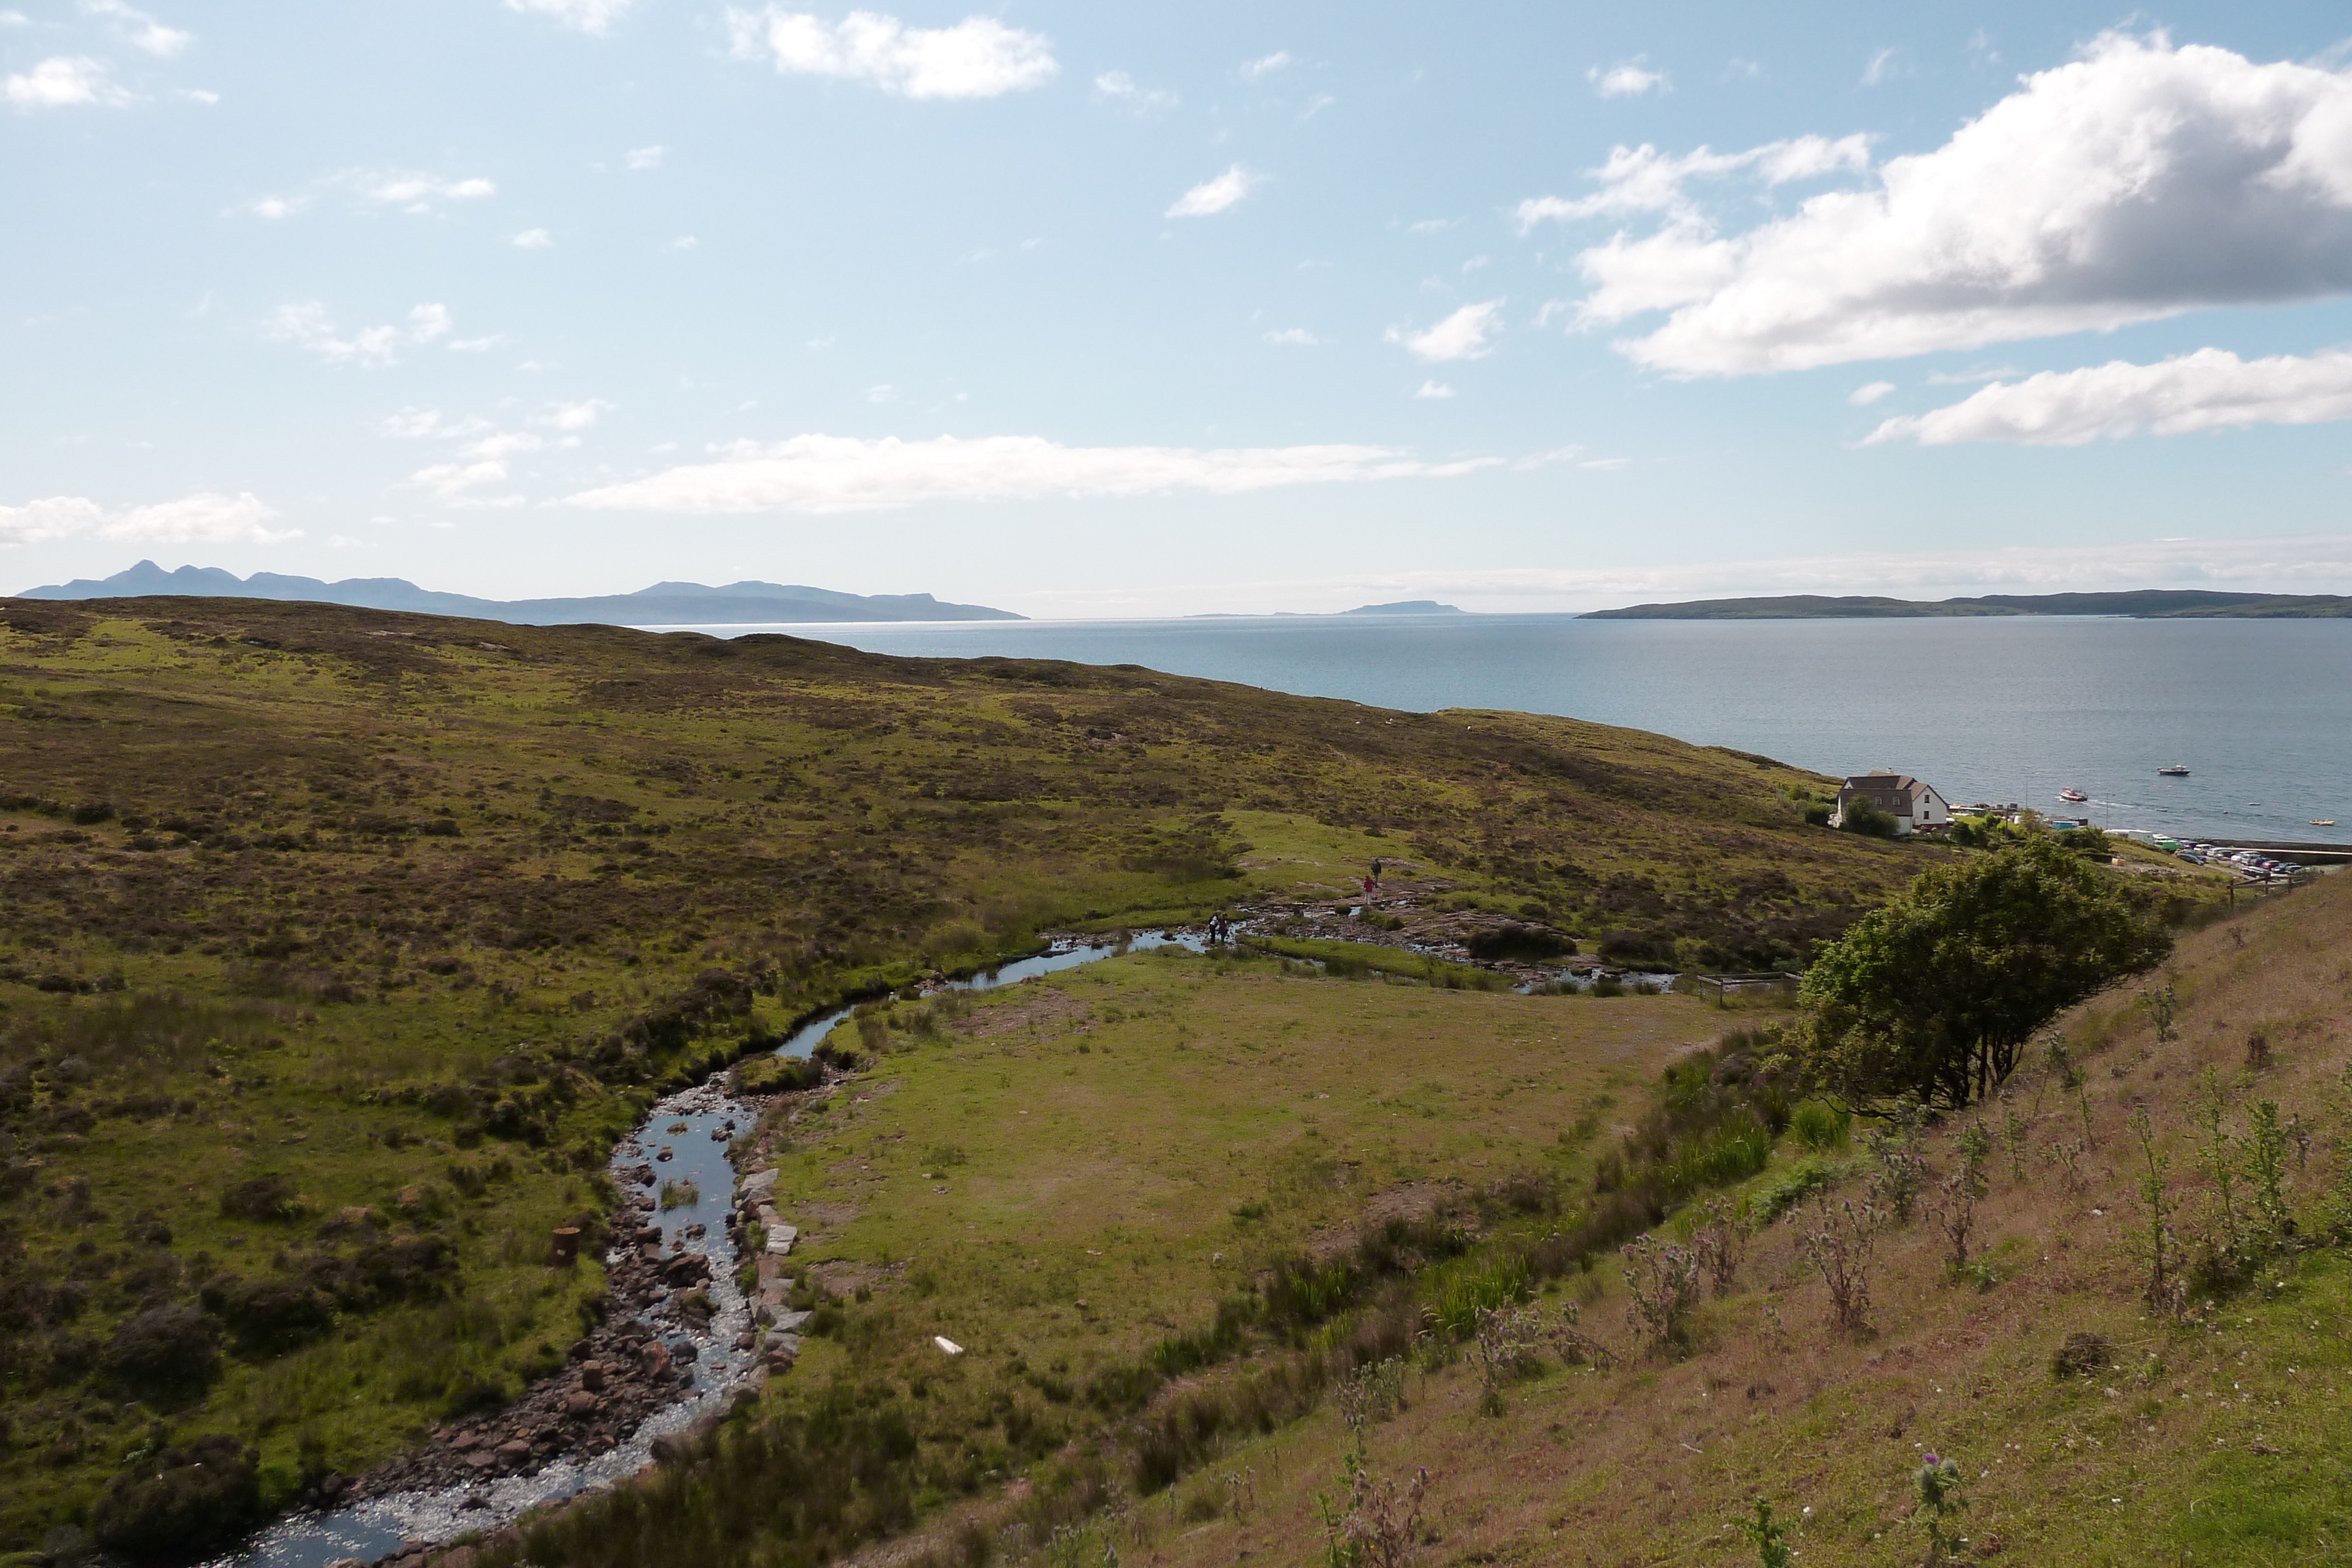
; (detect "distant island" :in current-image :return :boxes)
[1585,590,2352,620]
[12,560,1024,626]
[1341,600,1465,616]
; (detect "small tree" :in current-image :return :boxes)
[1796,839,2171,1111]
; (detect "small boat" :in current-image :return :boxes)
[2316,820,2338,827]
[2157,765,2190,777]
[2057,788,2087,804]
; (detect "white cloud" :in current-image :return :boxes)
[1,491,293,546]
[511,227,553,248]
[1166,165,1257,218]
[1240,51,1289,82]
[0,11,28,25]
[1579,457,1631,471]
[81,0,188,56]
[381,407,490,439]
[248,169,497,219]
[1387,300,1502,362]
[623,144,665,169]
[1091,70,1175,113]
[354,170,496,209]
[563,433,1499,514]
[1849,380,1896,406]
[536,399,613,431]
[725,9,1056,99]
[1588,58,1668,98]
[266,301,456,366]
[1513,134,1872,229]
[409,461,514,503]
[1861,48,1900,86]
[1263,328,1317,346]
[506,0,634,35]
[1414,380,1455,399]
[4,56,130,109]
[1866,347,2352,446]
[1405,218,1455,235]
[1573,34,2352,376]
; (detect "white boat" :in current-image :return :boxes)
[2157,765,2190,777]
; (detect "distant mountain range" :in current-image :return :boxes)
[1342,600,1464,615]
[1585,590,2352,620]
[12,560,1024,626]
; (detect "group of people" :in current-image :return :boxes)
[1204,912,1237,944]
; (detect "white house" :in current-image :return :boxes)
[1833,771,1950,836]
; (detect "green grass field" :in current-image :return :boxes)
[0,595,1937,1553]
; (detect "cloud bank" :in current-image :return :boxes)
[1867,347,2352,445]
[726,9,1056,99]
[1,492,290,547]
[1558,35,2352,375]
[564,434,1498,514]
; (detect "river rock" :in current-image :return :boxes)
[580,1362,606,1392]
[662,1251,710,1286]
[565,1392,597,1417]
[774,1309,811,1331]
[740,1167,779,1198]
[496,1439,530,1463]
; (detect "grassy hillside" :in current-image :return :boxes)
[660,862,2346,1568]
[0,595,1926,1554]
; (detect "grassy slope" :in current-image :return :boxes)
[0,596,1923,1550]
[1049,872,2352,1568]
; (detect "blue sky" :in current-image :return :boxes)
[6,1,2352,614]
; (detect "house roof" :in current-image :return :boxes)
[1839,773,1940,805]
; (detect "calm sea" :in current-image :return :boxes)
[661,614,2352,846]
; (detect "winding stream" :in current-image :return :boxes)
[209,932,1197,1568]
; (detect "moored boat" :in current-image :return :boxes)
[2157,765,2190,777]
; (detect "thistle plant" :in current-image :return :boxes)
[1621,1234,1702,1352]
[1911,1453,1968,1563]
[2044,1136,2086,1193]
[2137,981,2181,1047]
[1865,1105,1929,1223]
[2191,1068,2247,1271]
[1691,1196,1749,1296]
[2125,1103,2181,1311]
[2246,1099,2292,1246]
[1729,1497,1793,1568]
[1547,1298,1616,1370]
[1798,1193,1878,1333]
[2000,1103,2030,1183]
[1471,1306,1540,1416]
[1927,1166,1978,1272]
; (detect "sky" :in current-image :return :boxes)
[6,1,2352,616]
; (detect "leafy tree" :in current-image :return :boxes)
[1796,838,2170,1110]
[1836,793,1898,837]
